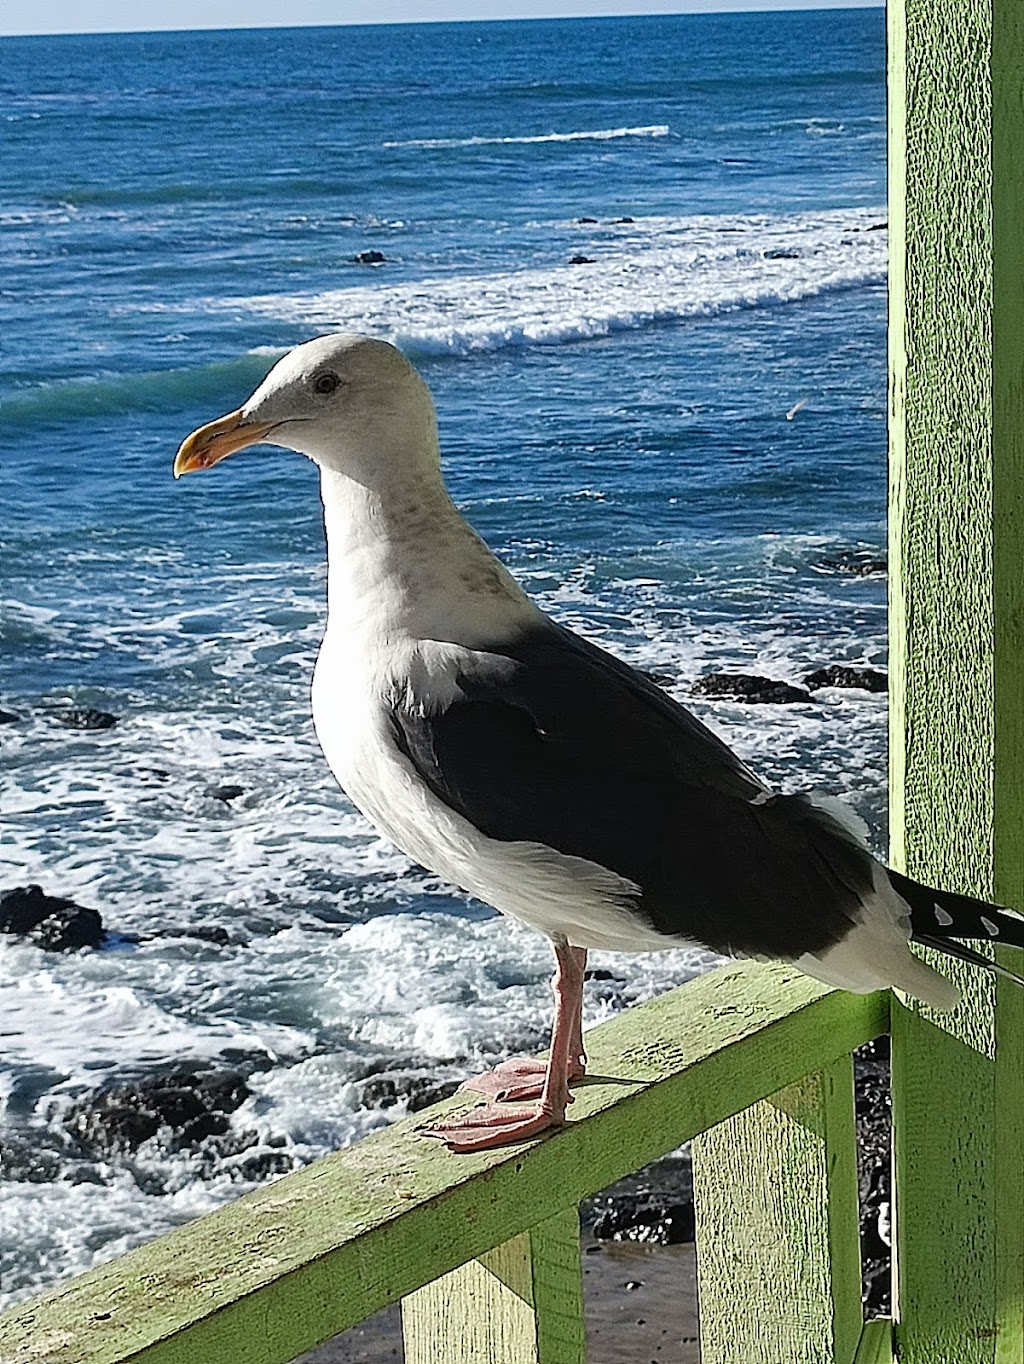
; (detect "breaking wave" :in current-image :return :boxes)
[206,207,886,356]
[3,208,884,426]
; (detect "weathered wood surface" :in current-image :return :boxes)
[852,1319,894,1364]
[888,1,1024,1360]
[0,963,888,1364]
[693,1055,862,1364]
[402,1206,584,1364]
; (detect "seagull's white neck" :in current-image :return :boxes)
[318,465,539,650]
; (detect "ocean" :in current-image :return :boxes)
[0,8,887,1306]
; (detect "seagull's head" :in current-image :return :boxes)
[174,333,439,487]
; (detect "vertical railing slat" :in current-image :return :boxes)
[888,1,1024,1360]
[692,1054,862,1364]
[400,1205,585,1364]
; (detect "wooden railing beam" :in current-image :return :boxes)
[0,963,888,1364]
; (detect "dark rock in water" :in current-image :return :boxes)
[576,216,598,223]
[352,249,386,265]
[0,708,20,724]
[64,1061,254,1157]
[584,1155,694,1245]
[0,1129,68,1183]
[804,665,888,694]
[184,923,234,947]
[353,1057,463,1114]
[205,783,245,803]
[569,254,595,265]
[815,550,887,577]
[55,1057,296,1188]
[0,885,105,950]
[359,1071,462,1113]
[56,707,118,730]
[615,216,635,224]
[691,673,812,705]
[867,221,887,231]
[764,248,800,259]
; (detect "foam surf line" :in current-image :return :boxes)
[207,207,887,355]
[383,124,671,148]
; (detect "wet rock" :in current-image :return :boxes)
[0,709,20,724]
[867,221,887,231]
[0,885,105,951]
[765,248,800,259]
[56,707,118,730]
[569,254,595,265]
[691,673,812,705]
[804,665,887,694]
[0,1129,68,1182]
[584,1155,695,1245]
[614,216,635,224]
[64,1061,254,1157]
[183,924,234,947]
[576,216,598,223]
[351,249,386,265]
[815,550,887,576]
[205,783,245,803]
[354,1059,462,1114]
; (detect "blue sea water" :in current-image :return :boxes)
[0,9,887,1304]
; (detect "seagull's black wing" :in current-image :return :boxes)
[389,621,876,959]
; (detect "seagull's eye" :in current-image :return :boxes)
[313,371,341,396]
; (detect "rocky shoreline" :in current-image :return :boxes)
[3,878,892,1331]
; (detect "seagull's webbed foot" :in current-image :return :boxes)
[421,1100,564,1153]
[421,942,587,1154]
[457,1053,585,1104]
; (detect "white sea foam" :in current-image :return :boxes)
[0,960,314,1095]
[0,534,887,1307]
[382,124,670,149]
[201,208,886,358]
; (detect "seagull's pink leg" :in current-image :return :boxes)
[422,941,587,1152]
[458,947,588,1102]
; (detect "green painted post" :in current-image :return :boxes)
[692,1055,863,1364]
[401,1206,584,1364]
[888,2,1024,1361]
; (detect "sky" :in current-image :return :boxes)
[2,0,881,39]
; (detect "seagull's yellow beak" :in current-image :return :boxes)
[173,409,280,478]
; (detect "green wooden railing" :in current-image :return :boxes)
[0,963,892,1364]
[2,1,1021,1360]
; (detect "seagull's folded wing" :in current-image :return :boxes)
[389,623,878,961]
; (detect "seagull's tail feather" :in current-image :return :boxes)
[887,868,1024,949]
[886,867,1024,987]
[912,933,1024,989]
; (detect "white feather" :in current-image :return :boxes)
[793,862,960,1009]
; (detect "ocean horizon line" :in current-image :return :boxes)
[1,4,885,44]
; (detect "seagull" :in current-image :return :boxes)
[175,333,1024,1152]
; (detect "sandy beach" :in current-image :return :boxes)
[299,1238,700,1363]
